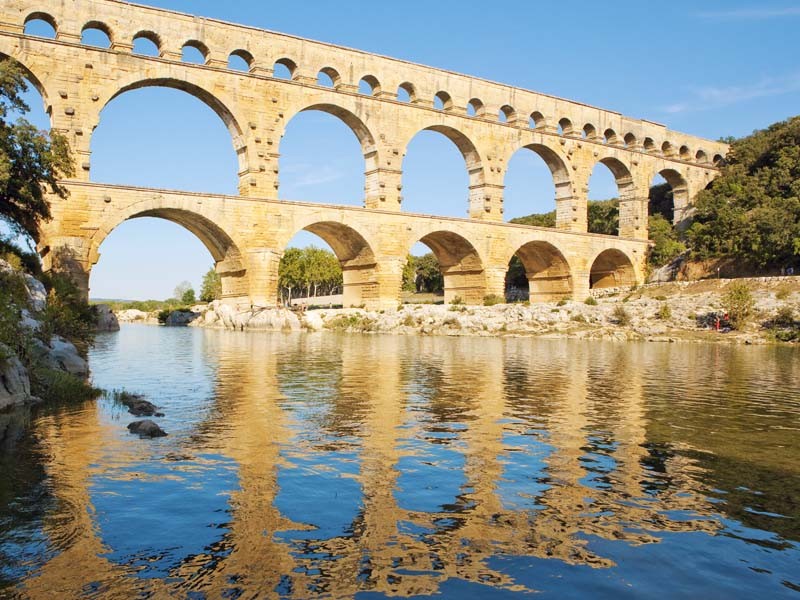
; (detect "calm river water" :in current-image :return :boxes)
[1,325,799,598]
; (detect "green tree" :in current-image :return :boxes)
[173,281,195,304]
[277,246,342,303]
[0,59,73,241]
[200,267,222,302]
[648,183,674,221]
[413,253,444,293]
[510,211,556,228]
[402,255,417,292]
[587,199,619,235]
[687,116,800,269]
[648,214,686,266]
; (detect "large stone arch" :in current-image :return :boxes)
[589,248,636,289]
[281,220,379,308]
[89,203,248,301]
[401,124,485,213]
[655,167,690,227]
[503,141,573,224]
[0,51,53,120]
[506,240,573,302]
[412,230,486,304]
[278,102,379,203]
[97,77,247,175]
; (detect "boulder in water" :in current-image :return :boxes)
[127,420,167,438]
[117,392,164,417]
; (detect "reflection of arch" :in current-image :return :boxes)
[589,249,635,289]
[415,230,486,304]
[505,143,573,211]
[287,221,377,307]
[90,206,248,300]
[510,241,572,302]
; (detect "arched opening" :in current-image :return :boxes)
[317,67,341,88]
[662,141,675,157]
[643,137,656,153]
[181,41,208,65]
[529,111,546,129]
[90,209,248,303]
[503,144,571,223]
[558,118,573,136]
[623,132,638,148]
[407,231,485,305]
[679,145,691,160]
[650,169,688,226]
[81,21,112,48]
[713,154,726,167]
[273,58,297,80]
[505,241,572,303]
[397,82,416,103]
[281,222,376,308]
[589,249,635,289]
[228,50,253,72]
[582,123,597,140]
[279,104,375,206]
[587,158,633,235]
[23,13,57,38]
[0,58,52,250]
[91,84,240,193]
[401,125,482,217]
[499,105,516,123]
[434,91,452,111]
[695,149,708,164]
[358,75,380,96]
[604,129,618,145]
[467,98,484,117]
[132,31,160,56]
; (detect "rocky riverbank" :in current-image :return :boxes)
[0,258,116,411]
[115,277,800,345]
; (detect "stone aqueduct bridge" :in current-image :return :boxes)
[0,0,728,308]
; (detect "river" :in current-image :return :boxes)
[1,325,799,598]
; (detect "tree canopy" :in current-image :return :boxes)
[200,267,222,302]
[687,116,800,268]
[278,246,343,302]
[0,59,73,242]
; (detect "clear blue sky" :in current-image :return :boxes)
[11,0,800,300]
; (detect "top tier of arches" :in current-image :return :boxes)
[11,0,726,169]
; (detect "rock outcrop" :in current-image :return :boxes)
[94,304,120,332]
[0,349,33,411]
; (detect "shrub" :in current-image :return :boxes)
[656,303,672,320]
[773,305,795,327]
[39,272,97,346]
[556,298,569,307]
[655,295,668,301]
[570,314,587,323]
[584,296,598,306]
[402,314,416,327]
[612,305,632,326]
[775,285,792,301]
[722,281,755,330]
[30,367,101,403]
[157,309,172,324]
[450,295,464,306]
[483,294,504,307]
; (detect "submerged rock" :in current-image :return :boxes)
[127,420,167,438]
[118,392,164,417]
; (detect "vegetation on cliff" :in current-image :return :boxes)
[687,116,800,269]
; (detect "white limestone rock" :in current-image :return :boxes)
[94,304,120,332]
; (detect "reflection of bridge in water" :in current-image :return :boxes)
[0,0,728,308]
[20,335,732,598]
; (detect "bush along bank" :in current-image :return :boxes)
[0,257,108,410]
